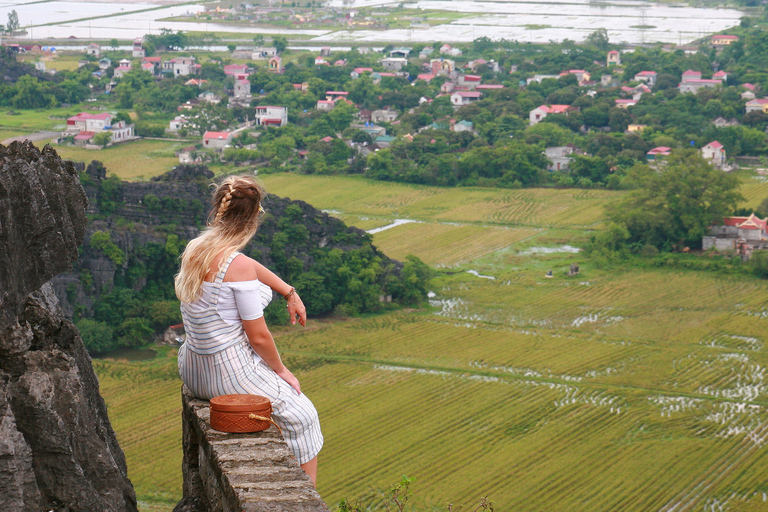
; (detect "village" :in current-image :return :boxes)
[5,25,768,255]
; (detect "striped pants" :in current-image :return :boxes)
[178,338,323,464]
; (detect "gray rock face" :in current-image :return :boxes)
[0,141,137,511]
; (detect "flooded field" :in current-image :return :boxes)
[3,0,742,44]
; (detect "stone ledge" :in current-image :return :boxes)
[179,385,327,512]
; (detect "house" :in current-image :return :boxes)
[198,91,221,104]
[224,64,249,76]
[317,99,335,111]
[601,74,614,87]
[132,38,145,58]
[606,50,620,66]
[334,59,347,67]
[440,82,454,94]
[234,79,251,99]
[86,43,100,57]
[203,131,232,149]
[458,74,481,89]
[326,91,349,101]
[634,71,657,86]
[314,56,327,66]
[253,47,277,59]
[417,73,435,83]
[703,214,767,255]
[564,69,590,84]
[615,99,637,109]
[529,104,575,125]
[745,99,768,113]
[451,91,482,106]
[67,112,113,132]
[381,58,407,72]
[140,61,155,74]
[476,84,504,91]
[268,56,282,73]
[389,47,411,58]
[439,44,452,54]
[98,58,111,70]
[713,70,727,81]
[646,147,672,161]
[320,46,331,57]
[371,108,398,123]
[254,105,288,127]
[712,117,739,128]
[678,79,722,94]
[527,74,559,85]
[681,70,702,83]
[169,116,189,132]
[162,57,198,76]
[419,47,433,59]
[453,120,473,133]
[350,66,373,79]
[626,124,647,133]
[373,135,395,148]
[446,47,463,57]
[701,140,726,169]
[545,146,575,171]
[231,49,253,60]
[73,131,96,147]
[430,58,455,76]
[113,64,132,78]
[711,34,739,46]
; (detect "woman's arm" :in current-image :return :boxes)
[242,316,301,394]
[251,260,307,327]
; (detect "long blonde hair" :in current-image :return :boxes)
[175,175,264,303]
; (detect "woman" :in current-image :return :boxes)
[175,175,322,486]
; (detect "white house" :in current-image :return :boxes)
[254,106,288,127]
[132,38,145,58]
[678,79,722,94]
[545,146,575,171]
[681,70,702,83]
[169,116,189,132]
[529,104,575,125]
[113,65,132,78]
[203,131,232,149]
[234,79,251,98]
[86,43,100,57]
[317,100,335,112]
[634,71,658,86]
[745,99,768,113]
[451,91,482,106]
[253,47,277,59]
[162,57,198,76]
[701,140,726,169]
[371,108,398,123]
[67,112,113,132]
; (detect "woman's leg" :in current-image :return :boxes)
[301,456,318,487]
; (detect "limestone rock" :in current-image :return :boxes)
[0,142,137,511]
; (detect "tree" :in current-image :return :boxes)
[227,43,237,53]
[253,34,265,46]
[110,39,119,51]
[93,132,112,148]
[6,10,18,34]
[585,28,610,50]
[606,150,743,251]
[273,36,288,54]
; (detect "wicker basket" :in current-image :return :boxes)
[209,394,275,433]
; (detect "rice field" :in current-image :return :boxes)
[53,140,184,180]
[92,173,768,511]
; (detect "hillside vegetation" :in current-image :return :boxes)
[94,173,768,511]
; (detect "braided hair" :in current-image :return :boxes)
[175,175,265,303]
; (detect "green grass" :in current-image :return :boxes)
[51,140,184,180]
[93,173,768,511]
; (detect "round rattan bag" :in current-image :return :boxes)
[209,394,280,434]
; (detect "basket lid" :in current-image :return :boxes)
[210,394,271,413]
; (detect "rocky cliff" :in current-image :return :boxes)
[0,141,137,511]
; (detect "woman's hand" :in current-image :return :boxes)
[287,292,307,327]
[276,366,301,395]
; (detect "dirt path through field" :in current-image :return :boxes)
[2,131,62,145]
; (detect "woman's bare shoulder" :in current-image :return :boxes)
[224,253,259,282]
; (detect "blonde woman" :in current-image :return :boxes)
[175,175,322,485]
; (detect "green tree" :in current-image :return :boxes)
[6,10,18,34]
[585,28,610,50]
[12,76,55,109]
[272,36,288,54]
[76,318,115,354]
[93,131,112,148]
[110,38,119,51]
[606,151,743,251]
[90,231,125,266]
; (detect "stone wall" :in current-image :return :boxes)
[178,386,327,512]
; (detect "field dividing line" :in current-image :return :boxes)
[285,350,768,408]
